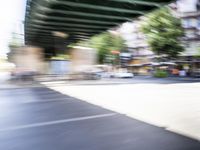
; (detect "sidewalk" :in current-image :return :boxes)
[0,80,44,90]
[0,81,20,89]
[41,76,200,87]
[46,81,200,141]
[166,76,200,81]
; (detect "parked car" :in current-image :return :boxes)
[82,72,101,80]
[11,68,37,81]
[95,72,114,78]
[114,72,134,78]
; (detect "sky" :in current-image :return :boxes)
[0,0,26,58]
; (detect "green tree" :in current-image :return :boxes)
[90,32,125,64]
[141,7,184,59]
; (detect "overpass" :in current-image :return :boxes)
[24,0,173,55]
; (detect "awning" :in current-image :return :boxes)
[25,0,173,48]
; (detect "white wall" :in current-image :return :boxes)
[177,0,198,12]
[70,47,97,72]
[12,46,44,72]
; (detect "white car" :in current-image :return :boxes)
[95,72,114,78]
[114,72,134,78]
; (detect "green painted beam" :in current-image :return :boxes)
[51,0,146,14]
[27,25,105,33]
[31,13,120,25]
[25,0,172,48]
[25,31,51,36]
[26,32,93,40]
[31,4,133,21]
[109,0,164,7]
[26,31,94,37]
[26,28,100,35]
[30,20,113,29]
[44,0,169,6]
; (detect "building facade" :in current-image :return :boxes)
[171,0,200,76]
[174,0,200,56]
[116,19,154,75]
[115,0,200,76]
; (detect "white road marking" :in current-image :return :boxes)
[0,113,117,132]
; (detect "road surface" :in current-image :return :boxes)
[0,87,200,150]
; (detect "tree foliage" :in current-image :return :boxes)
[89,32,126,64]
[141,7,184,58]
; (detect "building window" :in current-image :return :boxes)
[198,18,200,28]
[183,19,191,28]
[191,18,197,27]
[197,0,200,11]
[186,31,196,38]
[183,18,198,28]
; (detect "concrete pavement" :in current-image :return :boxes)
[46,80,200,141]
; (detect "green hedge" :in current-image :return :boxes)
[154,70,168,78]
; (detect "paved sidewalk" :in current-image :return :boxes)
[0,81,20,89]
[47,82,200,141]
[41,76,200,87]
[0,80,44,90]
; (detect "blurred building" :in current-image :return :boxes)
[173,0,200,56]
[70,46,97,73]
[8,21,46,74]
[170,0,200,76]
[9,21,24,47]
[117,0,200,59]
[115,0,200,76]
[8,21,25,62]
[9,46,45,72]
[116,19,154,75]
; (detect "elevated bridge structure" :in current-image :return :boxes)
[25,0,173,55]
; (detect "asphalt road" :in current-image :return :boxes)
[0,87,200,150]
